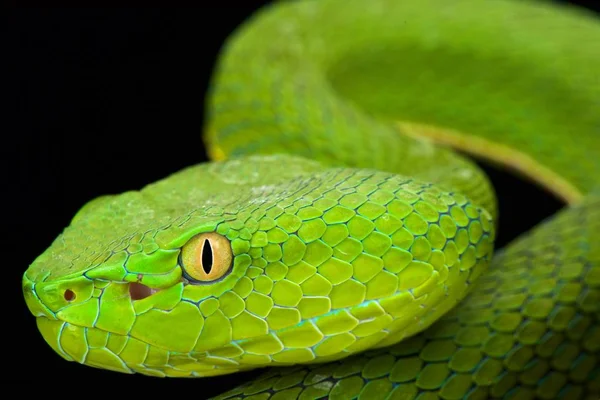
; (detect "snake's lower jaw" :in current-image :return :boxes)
[23,276,253,378]
[33,317,243,377]
[35,317,135,374]
[22,276,237,378]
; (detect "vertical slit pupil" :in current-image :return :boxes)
[202,239,213,274]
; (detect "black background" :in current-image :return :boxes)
[7,2,600,394]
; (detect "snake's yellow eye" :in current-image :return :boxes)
[180,232,233,283]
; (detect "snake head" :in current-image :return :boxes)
[23,154,494,377]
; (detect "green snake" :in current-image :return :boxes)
[22,0,600,398]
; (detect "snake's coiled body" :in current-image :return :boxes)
[23,0,600,399]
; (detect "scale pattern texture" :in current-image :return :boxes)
[21,0,600,398]
[214,195,600,399]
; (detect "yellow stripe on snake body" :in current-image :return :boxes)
[23,0,600,399]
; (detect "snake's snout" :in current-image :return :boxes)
[23,275,54,320]
[22,274,95,320]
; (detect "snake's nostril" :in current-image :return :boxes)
[64,289,76,301]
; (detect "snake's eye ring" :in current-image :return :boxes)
[180,232,233,283]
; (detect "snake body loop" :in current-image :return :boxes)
[23,0,600,399]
